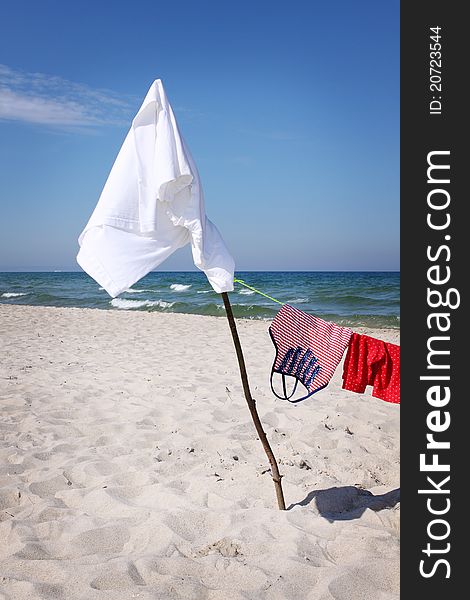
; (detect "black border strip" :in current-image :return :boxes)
[401,1,465,594]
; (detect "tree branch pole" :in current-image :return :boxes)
[221,292,286,510]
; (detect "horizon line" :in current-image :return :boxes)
[0,269,401,273]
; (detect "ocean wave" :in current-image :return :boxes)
[124,288,154,294]
[312,312,400,329]
[239,289,255,295]
[291,297,308,303]
[170,284,192,292]
[312,292,399,306]
[110,298,174,310]
[1,292,28,298]
[219,303,278,319]
[197,290,212,294]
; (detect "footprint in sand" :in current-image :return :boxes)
[0,488,22,511]
[90,561,146,589]
[29,475,71,499]
[71,525,130,555]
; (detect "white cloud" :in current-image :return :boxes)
[0,64,135,131]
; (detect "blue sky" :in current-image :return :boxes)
[0,0,399,272]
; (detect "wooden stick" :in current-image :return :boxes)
[221,292,286,510]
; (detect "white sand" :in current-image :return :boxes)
[0,305,399,599]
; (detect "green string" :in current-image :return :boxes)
[233,278,285,306]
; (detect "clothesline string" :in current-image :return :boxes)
[233,278,285,306]
[234,278,401,405]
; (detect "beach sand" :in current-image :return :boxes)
[0,305,399,599]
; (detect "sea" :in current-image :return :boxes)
[0,271,400,329]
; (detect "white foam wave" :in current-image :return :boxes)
[124,288,153,294]
[155,300,174,308]
[1,292,28,298]
[110,298,174,310]
[170,284,192,292]
[239,289,255,295]
[197,290,211,294]
[291,297,308,303]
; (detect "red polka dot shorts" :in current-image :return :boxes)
[342,333,400,404]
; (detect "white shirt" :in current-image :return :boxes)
[77,79,235,296]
